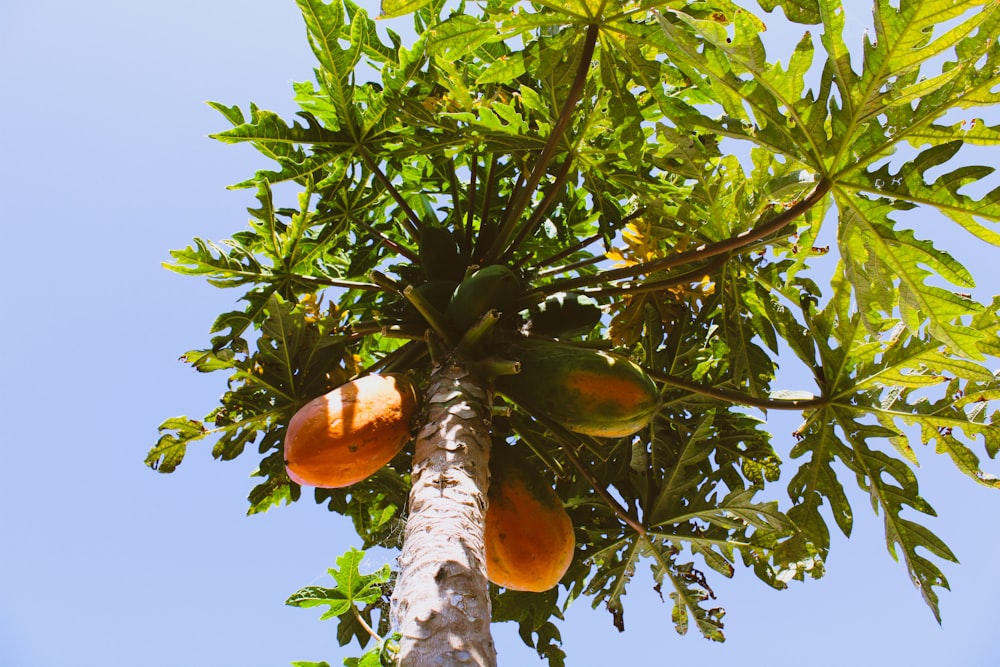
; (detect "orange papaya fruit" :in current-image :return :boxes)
[485,450,574,592]
[284,373,421,488]
[496,339,660,438]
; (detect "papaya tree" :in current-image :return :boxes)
[147,0,1000,665]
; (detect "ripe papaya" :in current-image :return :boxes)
[485,450,574,592]
[525,292,602,338]
[496,339,660,438]
[446,264,520,331]
[419,225,467,283]
[284,373,421,488]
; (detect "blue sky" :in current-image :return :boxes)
[1,1,999,666]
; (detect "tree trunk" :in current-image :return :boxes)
[390,361,497,667]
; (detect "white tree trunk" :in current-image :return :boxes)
[390,361,497,667]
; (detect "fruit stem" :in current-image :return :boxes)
[352,606,382,644]
[646,369,828,411]
[561,443,646,536]
[402,284,455,347]
[457,309,501,355]
[369,270,403,293]
[467,356,520,379]
[491,404,512,417]
[424,328,450,367]
[544,177,833,293]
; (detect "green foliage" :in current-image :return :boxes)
[286,548,398,666]
[151,0,1000,664]
[492,587,566,667]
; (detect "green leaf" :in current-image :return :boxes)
[427,14,498,58]
[647,412,717,526]
[342,651,380,667]
[584,536,641,633]
[757,0,820,24]
[837,414,957,621]
[248,450,301,515]
[379,0,433,19]
[646,541,725,641]
[286,547,391,643]
[145,417,208,473]
[295,0,367,136]
[492,588,566,667]
[836,194,985,359]
[209,102,343,186]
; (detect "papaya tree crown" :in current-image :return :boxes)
[149,0,1000,663]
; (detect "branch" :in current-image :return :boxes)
[341,320,385,341]
[645,368,828,411]
[485,22,600,264]
[351,216,420,263]
[289,274,382,291]
[535,253,607,280]
[363,340,425,375]
[479,154,500,230]
[402,284,455,347]
[359,149,423,241]
[464,150,479,252]
[561,442,647,536]
[447,157,464,239]
[352,605,382,644]
[546,177,832,293]
[570,255,727,297]
[524,231,603,272]
[503,155,577,262]
[368,269,403,293]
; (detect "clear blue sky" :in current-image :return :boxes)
[1,2,998,666]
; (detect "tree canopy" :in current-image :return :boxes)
[148,0,1000,664]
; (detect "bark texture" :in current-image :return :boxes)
[390,361,497,667]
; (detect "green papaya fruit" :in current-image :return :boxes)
[420,225,467,283]
[446,264,520,331]
[525,292,602,338]
[414,280,459,314]
[496,339,660,438]
[472,219,499,265]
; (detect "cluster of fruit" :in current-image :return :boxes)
[283,258,661,592]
